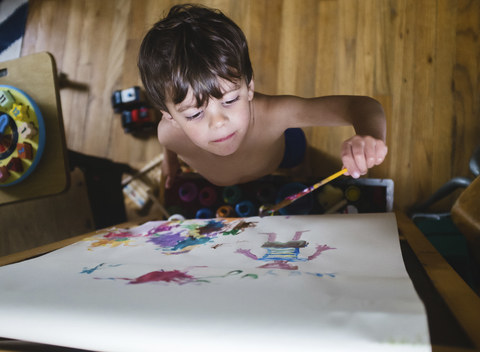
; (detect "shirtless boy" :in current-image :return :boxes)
[138,4,388,188]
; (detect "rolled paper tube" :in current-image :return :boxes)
[216,205,235,218]
[222,185,242,204]
[179,182,198,202]
[195,208,214,219]
[235,200,256,217]
[199,186,217,207]
[256,183,276,204]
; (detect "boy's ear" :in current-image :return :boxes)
[161,110,180,128]
[247,79,255,101]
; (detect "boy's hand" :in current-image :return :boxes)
[340,135,388,178]
[161,157,181,189]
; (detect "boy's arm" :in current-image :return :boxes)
[335,96,387,178]
[161,147,180,189]
[269,95,388,178]
[157,120,182,189]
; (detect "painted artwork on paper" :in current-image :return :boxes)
[82,218,257,254]
[0,213,431,352]
[79,217,338,285]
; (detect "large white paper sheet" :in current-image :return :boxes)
[0,213,430,351]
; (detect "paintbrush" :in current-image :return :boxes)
[259,169,348,217]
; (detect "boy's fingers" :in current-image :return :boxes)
[364,141,376,169]
[341,143,359,178]
[351,141,368,175]
[374,144,388,165]
[342,155,360,178]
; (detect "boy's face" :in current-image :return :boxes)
[161,78,255,156]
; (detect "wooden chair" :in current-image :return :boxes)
[451,176,480,267]
[412,145,480,213]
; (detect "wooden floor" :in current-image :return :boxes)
[21,0,480,213]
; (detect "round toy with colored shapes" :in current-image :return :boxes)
[0,85,45,186]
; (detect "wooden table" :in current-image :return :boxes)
[0,212,479,352]
[0,52,69,205]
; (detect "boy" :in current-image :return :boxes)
[138,4,387,188]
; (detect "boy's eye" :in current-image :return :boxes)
[224,96,240,105]
[186,111,202,121]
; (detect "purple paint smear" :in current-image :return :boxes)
[235,248,258,260]
[308,244,336,260]
[146,231,185,247]
[128,270,197,285]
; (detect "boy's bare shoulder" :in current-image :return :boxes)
[156,118,191,152]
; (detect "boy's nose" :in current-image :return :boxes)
[209,112,228,129]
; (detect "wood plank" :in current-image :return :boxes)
[277,0,300,95]
[431,0,457,211]
[454,1,480,178]
[388,0,416,211]
[337,0,358,96]
[411,0,437,206]
[0,168,94,257]
[354,0,375,97]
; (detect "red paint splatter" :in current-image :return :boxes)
[128,270,197,285]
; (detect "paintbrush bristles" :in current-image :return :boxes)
[259,169,348,217]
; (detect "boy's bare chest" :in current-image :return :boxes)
[180,133,285,186]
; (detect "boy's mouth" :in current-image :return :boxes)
[212,132,235,143]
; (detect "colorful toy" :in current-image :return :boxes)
[223,185,242,204]
[111,86,157,134]
[7,157,23,172]
[196,208,214,219]
[235,200,256,217]
[111,86,143,113]
[0,85,45,187]
[10,103,28,121]
[199,186,217,206]
[216,205,235,218]
[179,182,198,202]
[0,114,9,136]
[19,121,37,139]
[121,106,156,133]
[16,142,32,159]
[0,90,15,109]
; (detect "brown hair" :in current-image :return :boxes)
[138,4,253,112]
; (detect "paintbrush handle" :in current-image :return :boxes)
[262,169,347,215]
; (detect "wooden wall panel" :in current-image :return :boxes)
[20,0,480,212]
